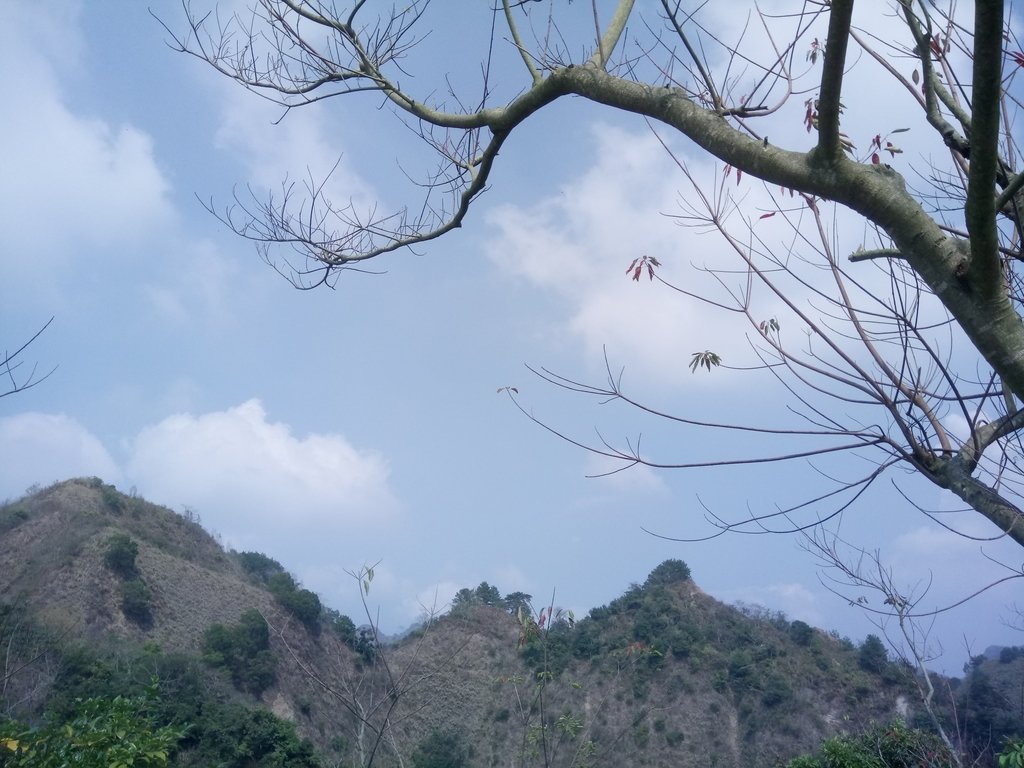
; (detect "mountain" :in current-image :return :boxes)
[0,478,1002,766]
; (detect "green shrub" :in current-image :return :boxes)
[0,507,29,532]
[411,729,472,768]
[100,483,126,513]
[790,620,815,646]
[858,634,888,675]
[1000,646,1024,664]
[785,721,958,768]
[644,559,692,587]
[0,685,184,768]
[665,730,685,748]
[267,572,322,632]
[236,551,286,583]
[121,579,153,625]
[193,706,320,767]
[202,609,276,696]
[761,674,793,707]
[103,534,138,578]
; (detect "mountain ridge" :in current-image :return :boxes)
[1,477,1004,766]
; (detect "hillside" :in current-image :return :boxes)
[0,478,1011,766]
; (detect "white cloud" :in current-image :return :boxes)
[0,5,173,296]
[0,412,122,497]
[485,124,774,389]
[0,400,404,628]
[126,399,396,532]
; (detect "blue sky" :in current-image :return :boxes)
[1,1,1020,674]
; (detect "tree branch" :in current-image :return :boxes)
[813,0,854,164]
[964,0,1004,298]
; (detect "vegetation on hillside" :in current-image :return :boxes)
[202,608,277,696]
[1,480,1022,767]
[0,684,186,768]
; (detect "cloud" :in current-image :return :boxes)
[485,124,773,390]
[125,399,397,533]
[0,17,172,257]
[0,5,174,309]
[0,399,403,627]
[0,413,122,497]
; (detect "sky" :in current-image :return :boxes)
[1,0,1021,675]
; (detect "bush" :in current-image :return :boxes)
[121,579,153,625]
[858,634,888,675]
[790,620,815,646]
[665,730,685,748]
[785,721,958,768]
[192,706,320,767]
[761,675,793,708]
[103,534,139,578]
[1000,646,1024,664]
[0,686,185,768]
[236,551,286,583]
[0,507,29,532]
[265,572,322,633]
[411,729,472,768]
[644,559,692,588]
[327,610,356,641]
[202,609,276,696]
[100,483,126,513]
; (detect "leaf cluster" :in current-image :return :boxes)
[22,631,318,767]
[786,721,958,768]
[0,687,185,768]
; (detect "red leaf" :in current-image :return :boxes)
[1012,51,1024,67]
[632,266,642,281]
[759,211,777,219]
[872,153,880,165]
[736,168,742,185]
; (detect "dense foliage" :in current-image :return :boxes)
[4,624,319,768]
[785,721,958,768]
[103,534,138,579]
[0,685,184,768]
[202,609,277,696]
[4,475,1024,768]
[234,551,323,633]
[267,573,322,633]
[410,730,473,768]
